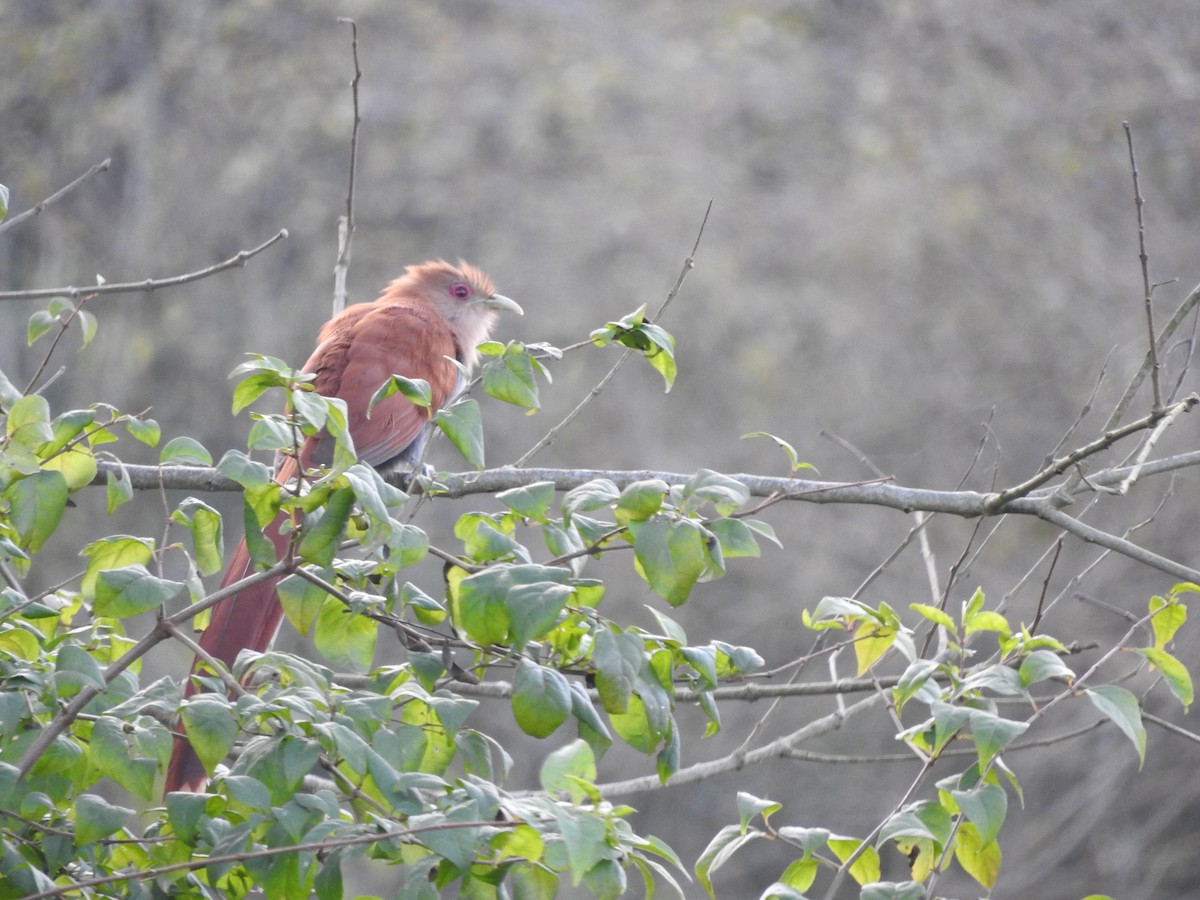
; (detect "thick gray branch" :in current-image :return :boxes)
[90,458,1200,584]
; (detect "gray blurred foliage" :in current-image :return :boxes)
[4,0,1200,897]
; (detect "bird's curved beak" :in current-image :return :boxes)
[481,293,523,316]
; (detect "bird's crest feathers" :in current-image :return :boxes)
[383,259,497,303]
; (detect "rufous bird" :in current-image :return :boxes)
[164,259,522,794]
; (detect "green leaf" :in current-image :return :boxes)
[27,309,57,346]
[953,822,1001,889]
[569,681,613,753]
[74,794,133,845]
[964,609,1011,637]
[234,735,321,805]
[367,374,432,416]
[496,481,556,522]
[89,716,164,801]
[6,470,68,552]
[247,414,294,452]
[634,519,711,606]
[615,479,668,525]
[480,341,543,409]
[854,617,897,675]
[455,564,573,647]
[910,602,956,633]
[827,837,880,885]
[1017,649,1074,688]
[436,397,485,468]
[0,183,7,220]
[968,710,1028,770]
[298,486,355,566]
[609,693,668,755]
[232,371,283,414]
[165,791,211,841]
[929,701,971,757]
[1136,647,1193,710]
[171,497,224,576]
[548,804,610,886]
[53,644,106,697]
[512,659,572,738]
[540,738,597,803]
[682,469,750,515]
[277,571,331,636]
[1086,685,1146,765]
[1150,593,1187,648]
[180,695,238,777]
[507,582,574,648]
[592,628,644,714]
[94,565,183,617]
[706,518,761,559]
[893,659,941,712]
[106,462,133,513]
[951,783,1007,845]
[290,385,328,431]
[590,306,677,391]
[562,478,620,518]
[313,597,376,672]
[160,435,213,466]
[736,792,781,833]
[81,535,154,599]
[39,446,95,491]
[77,309,99,349]
[776,858,820,893]
[696,824,764,898]
[741,431,814,473]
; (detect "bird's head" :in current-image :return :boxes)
[400,258,522,321]
[390,259,522,366]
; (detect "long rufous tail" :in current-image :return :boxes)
[163,459,299,794]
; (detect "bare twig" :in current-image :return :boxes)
[22,293,95,395]
[986,395,1197,510]
[161,619,248,698]
[0,229,288,301]
[332,18,361,316]
[0,158,112,236]
[1124,122,1162,410]
[513,202,712,466]
[596,693,883,798]
[1103,280,1200,433]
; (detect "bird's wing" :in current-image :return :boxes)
[301,303,462,470]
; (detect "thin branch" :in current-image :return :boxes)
[0,158,112,236]
[21,818,522,900]
[1124,122,1162,409]
[783,718,1103,764]
[427,674,896,704]
[513,201,711,466]
[88,456,1200,584]
[22,292,94,394]
[1104,280,1200,434]
[1015,498,1200,583]
[0,229,289,301]
[331,18,361,316]
[596,693,883,798]
[822,759,933,900]
[1143,710,1200,743]
[986,395,1197,510]
[160,619,248,699]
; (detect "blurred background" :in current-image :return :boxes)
[4,1,1200,896]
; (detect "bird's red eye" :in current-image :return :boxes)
[449,283,471,300]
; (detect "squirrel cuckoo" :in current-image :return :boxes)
[164,260,521,794]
